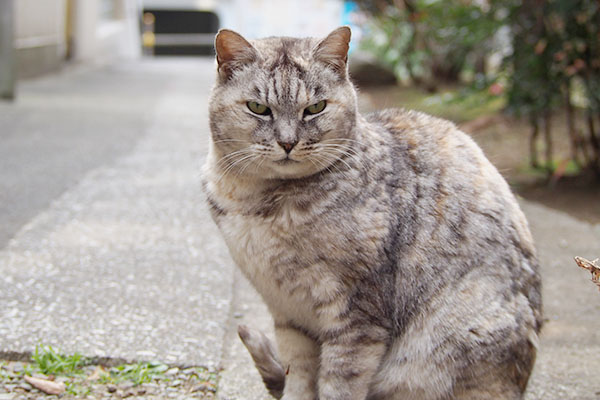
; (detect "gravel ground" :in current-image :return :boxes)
[0,361,218,400]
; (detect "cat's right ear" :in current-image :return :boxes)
[214,29,257,81]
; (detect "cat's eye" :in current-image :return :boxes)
[247,101,271,116]
[304,100,327,116]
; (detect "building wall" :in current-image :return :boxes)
[70,0,141,63]
[216,0,345,39]
[14,0,67,78]
[140,0,347,40]
[13,0,141,79]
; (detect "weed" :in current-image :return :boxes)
[66,381,91,396]
[104,361,169,385]
[31,344,85,375]
[1,353,219,398]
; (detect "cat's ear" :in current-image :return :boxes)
[313,26,351,76]
[214,29,257,81]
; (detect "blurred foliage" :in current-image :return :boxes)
[356,0,600,176]
[505,0,600,173]
[356,0,505,88]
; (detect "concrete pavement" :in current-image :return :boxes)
[0,64,172,248]
[0,59,599,399]
[0,59,234,368]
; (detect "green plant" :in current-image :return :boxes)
[31,344,85,375]
[104,361,169,385]
[504,0,600,175]
[66,381,91,397]
[358,0,506,88]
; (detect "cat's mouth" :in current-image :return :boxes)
[274,157,299,165]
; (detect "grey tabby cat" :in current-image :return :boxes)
[202,26,542,400]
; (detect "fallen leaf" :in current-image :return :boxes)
[24,376,65,395]
[574,256,600,291]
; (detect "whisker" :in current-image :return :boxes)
[316,144,361,157]
[212,139,252,144]
[216,153,257,183]
[310,152,346,176]
[237,154,260,177]
[320,137,367,147]
[315,143,372,162]
[323,150,354,171]
[217,149,254,167]
[309,154,337,175]
[318,145,372,170]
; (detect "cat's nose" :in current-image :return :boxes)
[277,140,297,154]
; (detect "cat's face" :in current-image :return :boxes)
[209,27,358,180]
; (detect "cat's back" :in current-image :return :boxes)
[366,107,528,238]
[360,108,542,399]
[365,107,541,328]
[366,107,494,185]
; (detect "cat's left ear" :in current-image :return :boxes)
[214,29,257,81]
[313,26,351,76]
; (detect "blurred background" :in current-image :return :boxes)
[0,0,598,222]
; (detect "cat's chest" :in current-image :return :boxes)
[218,204,317,279]
[219,205,350,332]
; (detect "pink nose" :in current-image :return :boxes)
[278,141,297,153]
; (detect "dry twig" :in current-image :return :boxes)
[574,256,600,291]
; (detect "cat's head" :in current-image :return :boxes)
[208,27,358,180]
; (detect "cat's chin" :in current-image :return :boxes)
[256,160,328,180]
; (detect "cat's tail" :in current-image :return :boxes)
[237,325,286,399]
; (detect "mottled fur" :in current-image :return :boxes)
[203,27,542,400]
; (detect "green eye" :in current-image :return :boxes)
[247,101,271,115]
[304,100,326,116]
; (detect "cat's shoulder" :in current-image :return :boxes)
[365,108,458,136]
[364,108,480,156]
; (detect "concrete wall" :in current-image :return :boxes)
[70,0,141,63]
[14,0,67,78]
[13,0,141,78]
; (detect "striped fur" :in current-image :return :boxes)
[203,27,542,400]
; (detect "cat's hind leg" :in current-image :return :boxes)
[451,366,528,400]
[451,334,537,400]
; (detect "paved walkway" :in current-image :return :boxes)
[0,60,598,399]
[0,59,233,368]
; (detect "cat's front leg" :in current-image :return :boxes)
[318,327,387,400]
[275,322,319,400]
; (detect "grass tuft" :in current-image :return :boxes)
[32,344,85,375]
[104,361,169,385]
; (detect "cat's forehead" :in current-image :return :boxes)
[250,36,318,71]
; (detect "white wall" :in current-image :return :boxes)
[216,0,345,39]
[12,0,141,77]
[70,0,141,63]
[139,0,350,41]
[15,0,67,52]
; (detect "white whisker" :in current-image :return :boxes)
[216,152,257,183]
[212,139,252,145]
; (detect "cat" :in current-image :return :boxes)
[202,26,542,400]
